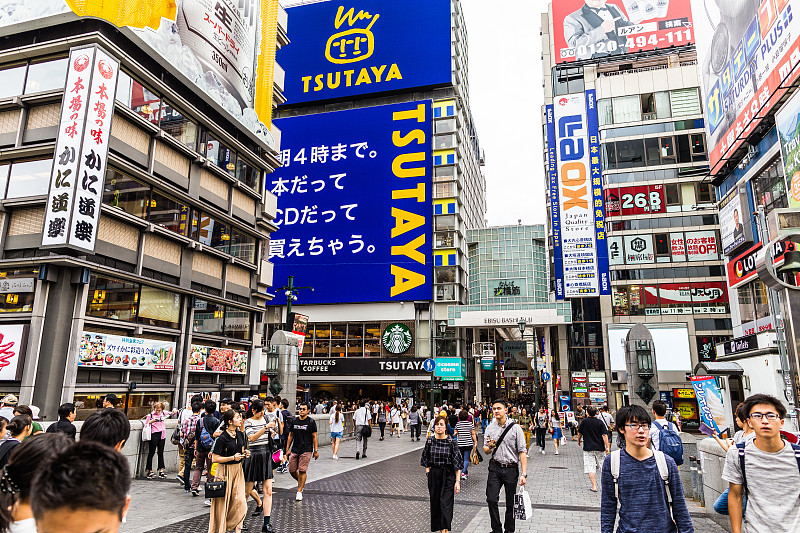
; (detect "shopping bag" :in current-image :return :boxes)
[561,436,567,446]
[513,486,532,521]
[142,421,152,442]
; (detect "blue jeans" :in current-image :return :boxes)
[713,487,747,516]
[481,420,488,434]
[459,446,472,475]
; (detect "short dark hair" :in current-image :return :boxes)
[250,399,265,414]
[80,409,130,448]
[298,402,310,410]
[616,405,652,442]
[458,409,469,421]
[190,394,204,405]
[741,393,786,419]
[652,401,667,417]
[586,406,597,417]
[264,396,274,404]
[13,405,32,417]
[204,400,216,414]
[31,441,130,520]
[57,403,75,419]
[220,398,232,405]
[281,399,289,409]
[491,399,509,408]
[190,401,203,413]
[104,394,118,406]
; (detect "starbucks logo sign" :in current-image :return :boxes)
[382,323,412,354]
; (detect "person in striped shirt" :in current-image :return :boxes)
[454,410,477,479]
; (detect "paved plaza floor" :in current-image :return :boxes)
[124,432,727,533]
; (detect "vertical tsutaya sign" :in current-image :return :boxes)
[42,46,118,252]
[546,104,564,299]
[268,101,432,304]
[692,0,800,175]
[552,92,609,298]
[777,90,800,208]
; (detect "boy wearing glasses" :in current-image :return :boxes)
[722,394,800,533]
[600,405,694,533]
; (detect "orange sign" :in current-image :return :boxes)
[574,392,587,398]
[672,388,695,399]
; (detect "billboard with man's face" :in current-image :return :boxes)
[552,0,694,64]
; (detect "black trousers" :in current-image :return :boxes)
[486,460,519,533]
[410,423,421,439]
[428,466,455,532]
[535,427,547,450]
[147,432,165,471]
[378,422,386,438]
[183,446,194,490]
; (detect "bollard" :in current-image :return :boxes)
[689,456,698,501]
[696,456,705,507]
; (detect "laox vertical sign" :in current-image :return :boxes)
[552,91,609,298]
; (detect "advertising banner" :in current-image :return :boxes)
[686,230,719,261]
[777,89,800,208]
[719,187,752,255]
[277,0,452,105]
[604,184,665,217]
[268,101,432,305]
[726,243,762,289]
[502,341,528,366]
[552,91,609,298]
[608,236,624,265]
[624,234,655,264]
[0,325,26,381]
[693,0,800,174]
[546,104,565,299]
[488,279,527,298]
[0,0,277,145]
[644,282,727,314]
[189,344,248,374]
[691,376,727,435]
[79,332,175,371]
[553,0,694,64]
[434,357,465,381]
[560,395,571,412]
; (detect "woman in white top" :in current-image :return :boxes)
[400,403,408,434]
[329,405,344,459]
[390,405,401,437]
[549,412,563,455]
[243,399,279,532]
[0,432,73,533]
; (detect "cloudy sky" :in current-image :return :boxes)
[460,0,550,227]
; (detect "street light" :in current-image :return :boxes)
[275,276,313,330]
[430,320,448,409]
[518,319,541,414]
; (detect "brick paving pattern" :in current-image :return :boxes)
[129,432,727,533]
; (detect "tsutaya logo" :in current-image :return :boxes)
[303,5,402,93]
[382,323,412,354]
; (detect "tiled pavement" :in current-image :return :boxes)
[127,432,727,533]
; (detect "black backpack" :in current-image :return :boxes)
[737,441,800,497]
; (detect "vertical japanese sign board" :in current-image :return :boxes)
[550,91,609,299]
[42,46,119,253]
[692,0,800,176]
[268,101,433,305]
[777,89,800,208]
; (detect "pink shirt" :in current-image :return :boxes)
[147,411,167,437]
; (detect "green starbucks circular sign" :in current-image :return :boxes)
[382,323,412,354]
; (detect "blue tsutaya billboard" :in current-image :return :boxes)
[278,0,452,104]
[268,101,433,305]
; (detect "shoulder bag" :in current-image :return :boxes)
[361,408,372,438]
[490,421,516,458]
[204,437,227,498]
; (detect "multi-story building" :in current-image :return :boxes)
[268,0,486,405]
[542,1,733,427]
[0,3,285,419]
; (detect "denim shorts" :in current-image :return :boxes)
[331,431,343,439]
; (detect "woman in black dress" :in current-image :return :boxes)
[420,416,462,533]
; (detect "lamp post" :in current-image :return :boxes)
[431,320,448,409]
[275,276,313,330]
[518,320,540,414]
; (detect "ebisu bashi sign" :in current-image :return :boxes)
[547,91,610,299]
[277,0,452,104]
[268,101,433,305]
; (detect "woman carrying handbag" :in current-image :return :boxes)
[208,409,250,533]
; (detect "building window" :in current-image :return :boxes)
[612,95,642,123]
[87,275,139,322]
[434,166,456,181]
[229,229,256,264]
[696,182,714,204]
[203,133,235,176]
[665,184,680,205]
[103,169,150,219]
[193,299,224,336]
[435,215,456,231]
[0,269,37,313]
[435,266,456,283]
[436,284,456,301]
[660,137,676,164]
[24,57,68,94]
[669,88,702,116]
[0,64,26,99]
[149,191,188,235]
[435,118,456,134]
[224,306,251,340]
[435,134,456,150]
[598,98,613,127]
[690,133,707,161]
[6,159,52,198]
[434,183,455,198]
[116,71,161,125]
[435,231,455,248]
[752,159,788,214]
[160,102,198,151]
[615,140,645,168]
[553,67,584,96]
[138,286,181,329]
[236,158,260,190]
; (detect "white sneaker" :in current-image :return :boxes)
[203,500,211,507]
[555,450,559,455]
[541,450,546,455]
[295,492,303,501]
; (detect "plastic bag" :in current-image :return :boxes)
[513,486,532,521]
[142,421,152,442]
